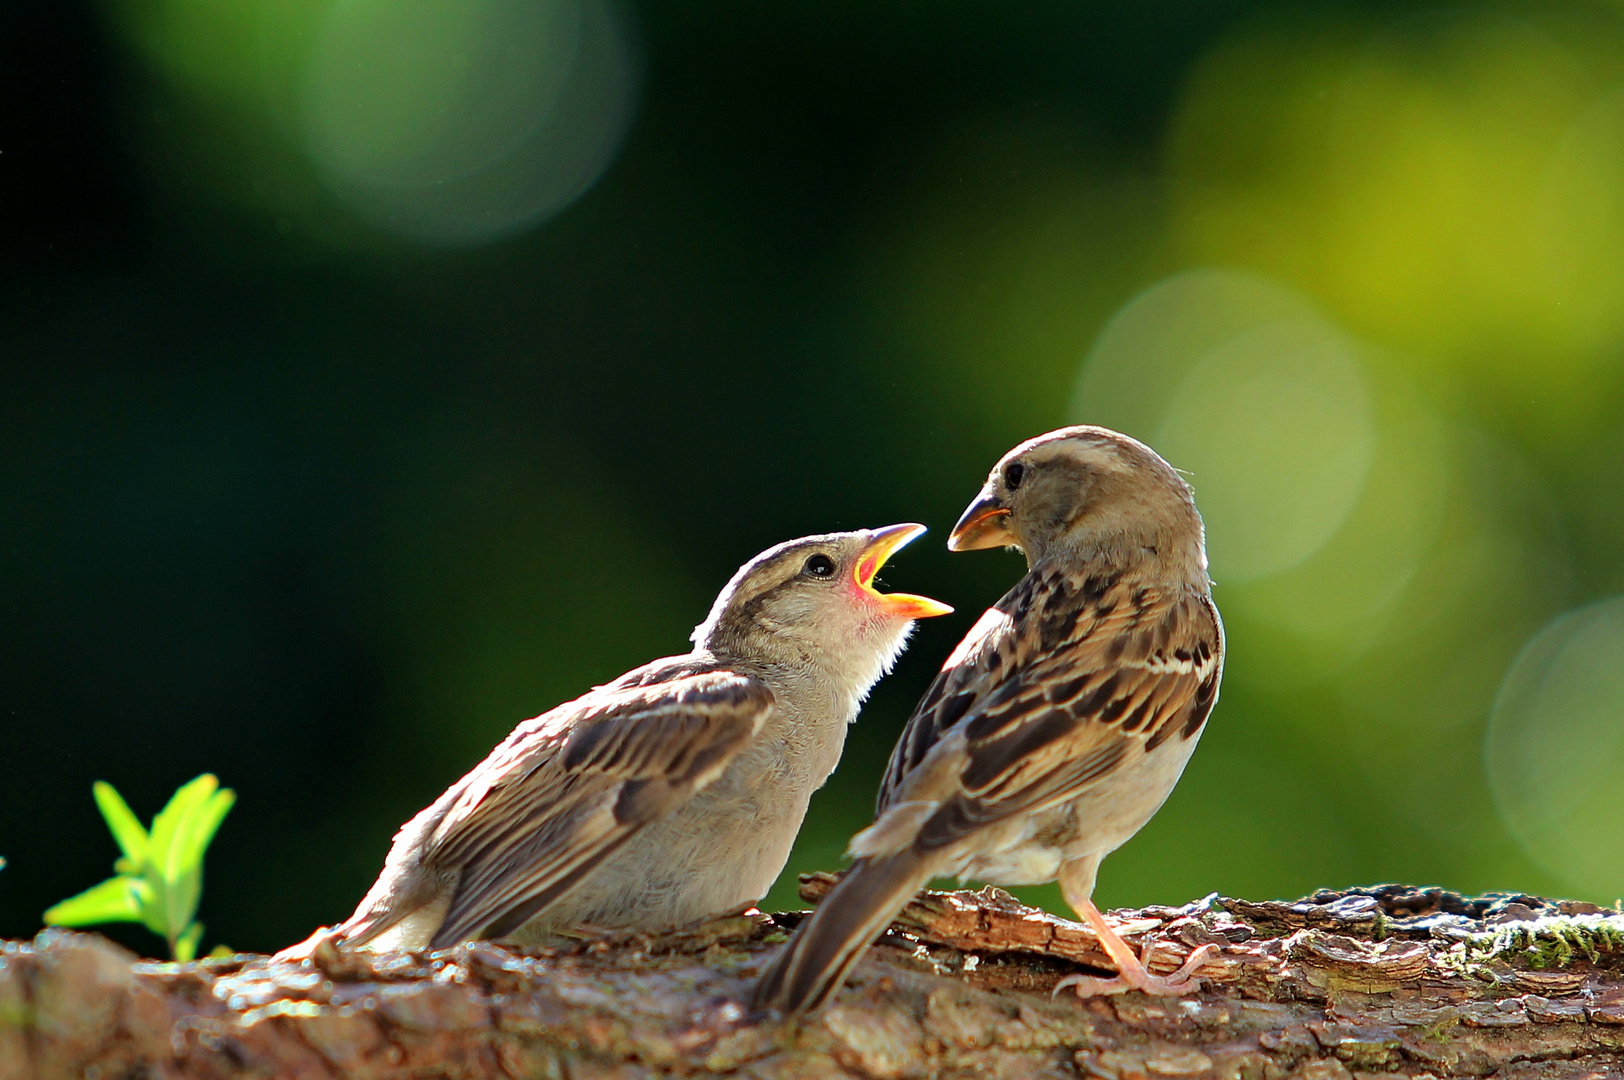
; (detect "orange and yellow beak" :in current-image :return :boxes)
[947,488,1016,552]
[855,524,953,620]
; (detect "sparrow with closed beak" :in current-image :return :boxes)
[752,426,1224,1014]
[297,526,951,953]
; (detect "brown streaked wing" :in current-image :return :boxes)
[425,670,773,947]
[875,582,1038,813]
[882,568,1221,852]
[877,569,1094,812]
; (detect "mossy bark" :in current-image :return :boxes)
[4,878,1624,1079]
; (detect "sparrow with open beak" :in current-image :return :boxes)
[293,525,950,953]
[752,426,1224,1014]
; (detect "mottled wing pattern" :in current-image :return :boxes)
[424,667,773,946]
[876,566,1222,852]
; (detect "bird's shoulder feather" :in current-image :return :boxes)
[868,564,1221,854]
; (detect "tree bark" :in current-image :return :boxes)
[4,877,1624,1079]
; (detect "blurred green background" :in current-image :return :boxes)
[8,0,1624,957]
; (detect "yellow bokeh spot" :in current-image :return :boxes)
[1169,10,1624,408]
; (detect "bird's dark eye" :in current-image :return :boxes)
[1004,462,1026,490]
[803,553,836,578]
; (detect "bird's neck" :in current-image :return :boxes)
[704,647,863,792]
[1026,531,1209,588]
[706,634,888,726]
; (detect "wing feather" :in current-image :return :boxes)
[874,565,1222,855]
[417,668,772,946]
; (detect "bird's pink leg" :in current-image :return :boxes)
[1053,896,1216,998]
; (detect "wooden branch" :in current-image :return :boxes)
[5,879,1624,1079]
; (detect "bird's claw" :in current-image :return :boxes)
[273,926,336,963]
[1053,941,1220,999]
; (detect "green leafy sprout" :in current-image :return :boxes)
[44,774,235,962]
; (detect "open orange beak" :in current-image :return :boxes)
[855,524,953,620]
[947,488,1016,552]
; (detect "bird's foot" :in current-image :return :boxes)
[1053,940,1219,998]
[272,926,337,963]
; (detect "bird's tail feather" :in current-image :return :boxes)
[751,849,937,1015]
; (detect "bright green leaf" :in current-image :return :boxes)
[173,922,204,963]
[137,873,172,939]
[150,774,218,886]
[92,781,149,865]
[51,775,234,963]
[173,788,235,883]
[44,875,144,927]
[164,868,202,944]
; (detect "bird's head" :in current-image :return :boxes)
[948,426,1208,577]
[693,525,952,683]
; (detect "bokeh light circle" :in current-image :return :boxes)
[1072,269,1325,439]
[1073,270,1377,584]
[300,0,638,245]
[1486,596,1624,900]
[1155,320,1374,581]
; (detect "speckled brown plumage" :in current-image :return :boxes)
[753,426,1225,1015]
[875,571,1221,860]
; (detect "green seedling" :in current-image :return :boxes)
[44,774,235,962]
